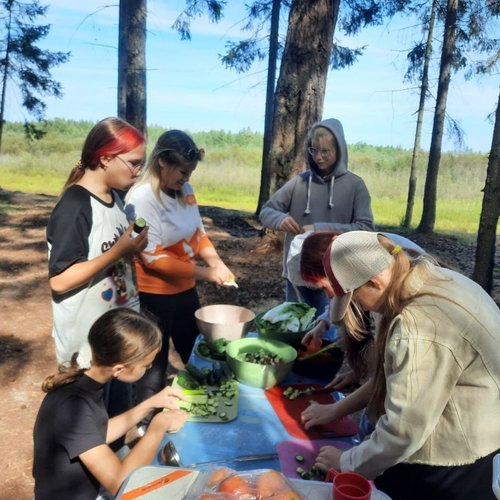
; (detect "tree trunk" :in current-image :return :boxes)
[0,7,13,154]
[117,0,128,119]
[267,0,339,194]
[403,0,438,228]
[117,0,147,135]
[416,0,457,234]
[255,0,281,215]
[472,87,500,293]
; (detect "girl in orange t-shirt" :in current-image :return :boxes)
[125,130,234,410]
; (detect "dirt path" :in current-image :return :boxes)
[0,189,498,499]
[0,190,283,499]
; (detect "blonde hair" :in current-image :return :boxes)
[311,126,337,150]
[130,129,203,207]
[341,235,451,419]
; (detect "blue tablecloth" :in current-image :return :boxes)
[154,335,354,471]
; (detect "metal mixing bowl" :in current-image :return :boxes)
[195,304,255,342]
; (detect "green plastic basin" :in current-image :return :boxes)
[225,337,297,389]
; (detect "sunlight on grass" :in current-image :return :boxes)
[0,173,65,196]
[0,120,495,238]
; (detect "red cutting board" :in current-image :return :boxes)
[265,384,359,439]
[277,439,352,479]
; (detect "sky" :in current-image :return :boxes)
[5,1,500,152]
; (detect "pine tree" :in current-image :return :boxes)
[0,0,70,152]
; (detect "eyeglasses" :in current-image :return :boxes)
[308,147,333,158]
[116,155,145,175]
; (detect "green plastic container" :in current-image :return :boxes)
[225,337,297,389]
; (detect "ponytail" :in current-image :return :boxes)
[62,160,86,192]
[42,353,85,393]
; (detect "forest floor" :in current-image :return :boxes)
[0,189,498,499]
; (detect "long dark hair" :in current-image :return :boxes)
[63,117,145,192]
[42,308,161,392]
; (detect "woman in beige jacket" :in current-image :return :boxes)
[314,231,500,500]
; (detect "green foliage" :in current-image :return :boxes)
[0,0,70,147]
[171,0,226,40]
[0,119,492,235]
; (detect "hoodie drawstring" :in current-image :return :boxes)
[304,174,312,215]
[304,173,335,214]
[329,176,335,209]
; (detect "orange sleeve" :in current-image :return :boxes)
[139,251,196,280]
[199,233,215,252]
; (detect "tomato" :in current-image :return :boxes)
[207,467,231,488]
[217,474,254,495]
[256,469,286,497]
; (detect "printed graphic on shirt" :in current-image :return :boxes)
[110,258,138,305]
[101,222,127,254]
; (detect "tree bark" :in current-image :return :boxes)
[0,6,12,154]
[416,0,457,234]
[117,0,128,120]
[117,0,147,135]
[403,0,438,228]
[472,87,500,293]
[256,0,281,215]
[267,0,339,195]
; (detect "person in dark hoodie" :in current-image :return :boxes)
[259,118,375,314]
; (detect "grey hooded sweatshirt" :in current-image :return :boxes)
[260,118,375,277]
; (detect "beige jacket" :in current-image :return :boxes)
[340,264,500,479]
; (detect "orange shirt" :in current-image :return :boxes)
[126,183,215,295]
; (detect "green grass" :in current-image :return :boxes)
[0,119,494,236]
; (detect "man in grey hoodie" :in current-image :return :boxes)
[260,118,375,315]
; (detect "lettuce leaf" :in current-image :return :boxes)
[259,302,317,334]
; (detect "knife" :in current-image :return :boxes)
[183,453,278,468]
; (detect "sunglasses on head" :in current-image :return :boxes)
[184,147,205,161]
[159,147,205,164]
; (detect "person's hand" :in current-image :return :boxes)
[301,401,339,430]
[216,262,234,284]
[279,216,302,235]
[149,386,186,411]
[114,222,149,257]
[301,321,328,349]
[314,445,343,472]
[327,370,359,391]
[205,263,233,285]
[149,409,188,434]
[165,408,189,434]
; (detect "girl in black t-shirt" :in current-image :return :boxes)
[33,308,188,500]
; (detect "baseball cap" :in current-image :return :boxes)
[324,231,394,323]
